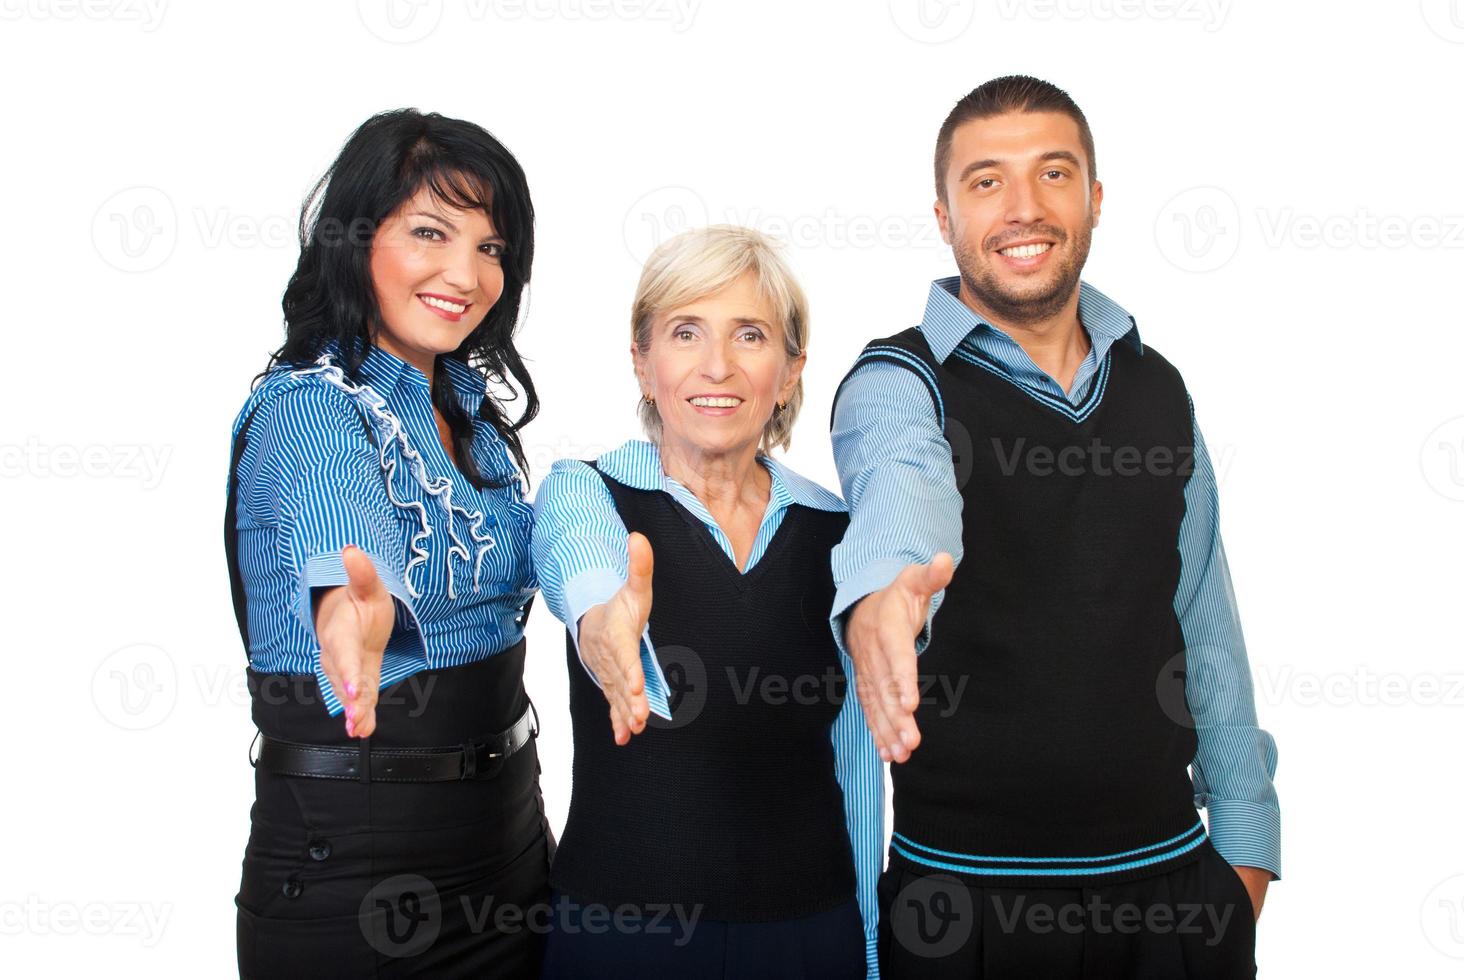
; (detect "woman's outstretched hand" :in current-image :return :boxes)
[577,531,655,746]
[312,544,394,738]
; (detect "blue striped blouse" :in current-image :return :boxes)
[830,276,1281,881]
[228,340,537,718]
[531,439,884,975]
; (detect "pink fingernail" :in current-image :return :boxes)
[346,682,358,698]
[346,718,355,737]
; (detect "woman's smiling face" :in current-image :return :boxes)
[368,181,506,374]
[635,270,804,460]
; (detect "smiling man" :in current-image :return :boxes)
[829,76,1280,977]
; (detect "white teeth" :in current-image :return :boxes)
[998,242,1052,258]
[689,396,741,408]
[419,295,467,313]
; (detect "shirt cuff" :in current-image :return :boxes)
[1205,798,1281,880]
[564,568,673,721]
[831,558,938,657]
[563,567,630,650]
[296,550,426,717]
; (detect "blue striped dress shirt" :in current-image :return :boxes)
[229,340,538,718]
[830,276,1282,880]
[531,439,885,975]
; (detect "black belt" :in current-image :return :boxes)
[250,701,538,783]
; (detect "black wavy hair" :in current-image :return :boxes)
[260,108,537,490]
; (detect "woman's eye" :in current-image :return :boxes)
[673,328,696,341]
[412,226,445,241]
[481,242,504,257]
[738,329,764,343]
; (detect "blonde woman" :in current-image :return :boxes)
[531,226,881,978]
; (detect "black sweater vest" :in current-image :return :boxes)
[549,464,858,920]
[845,327,1203,884]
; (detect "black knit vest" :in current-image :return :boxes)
[549,463,858,920]
[841,327,1203,885]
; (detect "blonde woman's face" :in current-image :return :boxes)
[635,270,803,459]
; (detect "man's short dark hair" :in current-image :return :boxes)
[935,75,1096,203]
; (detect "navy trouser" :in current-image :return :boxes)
[540,889,866,979]
[878,837,1257,979]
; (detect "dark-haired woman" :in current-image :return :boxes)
[228,109,549,977]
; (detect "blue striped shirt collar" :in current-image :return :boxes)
[319,339,488,412]
[596,438,845,513]
[919,276,1143,365]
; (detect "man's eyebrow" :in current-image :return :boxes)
[958,159,1002,183]
[957,149,1083,184]
[1037,150,1083,169]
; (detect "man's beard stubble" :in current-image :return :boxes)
[951,215,1094,328]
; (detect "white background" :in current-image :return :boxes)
[2,0,1462,975]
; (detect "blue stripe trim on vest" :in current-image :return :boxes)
[893,821,1205,864]
[891,821,1207,876]
[853,346,946,427]
[948,342,1112,423]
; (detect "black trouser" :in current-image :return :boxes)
[236,641,553,978]
[878,838,1256,980]
[540,889,866,979]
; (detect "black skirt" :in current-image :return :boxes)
[235,639,553,978]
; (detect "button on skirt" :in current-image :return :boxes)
[235,641,554,978]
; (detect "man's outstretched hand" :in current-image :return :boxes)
[844,552,954,763]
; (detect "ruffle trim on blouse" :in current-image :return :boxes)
[289,353,496,600]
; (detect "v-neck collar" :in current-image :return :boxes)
[949,340,1114,424]
[593,439,845,576]
[661,487,802,593]
[914,276,1139,422]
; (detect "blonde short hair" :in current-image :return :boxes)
[631,225,809,453]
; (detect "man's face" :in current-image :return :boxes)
[935,110,1102,326]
